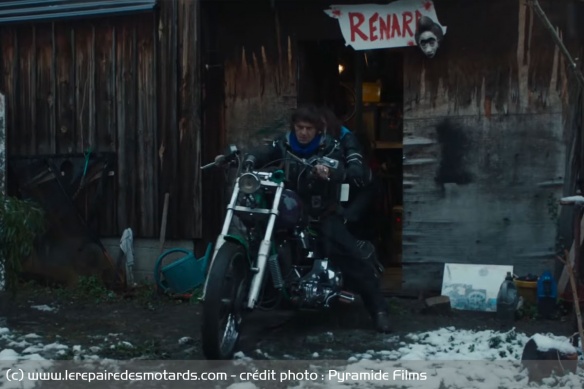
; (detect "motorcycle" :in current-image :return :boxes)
[199,144,380,360]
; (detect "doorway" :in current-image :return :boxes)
[297,40,404,268]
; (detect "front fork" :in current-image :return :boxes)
[246,185,283,309]
[200,180,241,301]
[200,180,284,309]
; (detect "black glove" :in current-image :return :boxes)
[345,163,365,187]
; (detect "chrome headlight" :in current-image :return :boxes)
[239,173,261,194]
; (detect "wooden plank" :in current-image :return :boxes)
[177,0,202,239]
[94,22,116,151]
[136,15,157,237]
[558,213,584,295]
[54,24,75,154]
[157,0,179,238]
[191,0,202,240]
[110,24,118,235]
[35,23,54,154]
[0,28,18,156]
[74,22,91,152]
[16,26,33,155]
[30,25,37,154]
[93,22,116,236]
[50,23,57,154]
[115,21,135,233]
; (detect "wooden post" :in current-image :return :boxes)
[159,193,170,254]
[558,209,584,294]
[558,251,584,351]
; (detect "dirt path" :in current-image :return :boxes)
[0,282,577,360]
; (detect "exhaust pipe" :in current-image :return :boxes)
[338,291,355,303]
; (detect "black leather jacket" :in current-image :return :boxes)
[245,132,358,217]
[339,128,373,187]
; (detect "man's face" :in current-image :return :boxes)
[294,121,318,144]
[419,31,439,58]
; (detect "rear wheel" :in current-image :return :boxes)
[201,242,250,359]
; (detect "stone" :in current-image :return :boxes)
[422,295,451,315]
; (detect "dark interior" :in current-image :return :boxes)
[297,40,404,265]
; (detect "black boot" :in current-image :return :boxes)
[374,311,392,333]
[361,287,392,333]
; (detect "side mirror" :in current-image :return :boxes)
[224,144,239,156]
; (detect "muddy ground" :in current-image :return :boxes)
[0,281,578,360]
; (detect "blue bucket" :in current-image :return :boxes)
[154,243,212,294]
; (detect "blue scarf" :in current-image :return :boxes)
[289,131,322,157]
[340,126,351,140]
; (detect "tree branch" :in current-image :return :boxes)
[557,252,584,351]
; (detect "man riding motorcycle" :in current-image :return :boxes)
[243,105,391,333]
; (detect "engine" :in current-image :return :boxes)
[289,259,345,309]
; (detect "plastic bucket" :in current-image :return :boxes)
[514,279,538,305]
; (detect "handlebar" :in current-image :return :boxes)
[200,144,240,170]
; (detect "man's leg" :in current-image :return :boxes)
[320,214,383,276]
[320,215,391,332]
[320,213,374,262]
[331,252,391,333]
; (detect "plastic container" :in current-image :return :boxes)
[154,244,212,294]
[362,81,381,103]
[496,272,519,323]
[537,270,558,318]
[514,274,538,304]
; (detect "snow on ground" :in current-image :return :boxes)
[29,305,58,313]
[234,328,583,389]
[312,327,583,389]
[0,321,583,388]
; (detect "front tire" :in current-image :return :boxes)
[201,241,250,360]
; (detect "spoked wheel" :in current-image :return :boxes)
[201,242,250,360]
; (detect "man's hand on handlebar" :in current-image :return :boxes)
[313,164,331,181]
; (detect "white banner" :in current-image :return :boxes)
[324,0,447,55]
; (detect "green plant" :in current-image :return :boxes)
[52,275,116,303]
[71,275,116,303]
[0,196,46,294]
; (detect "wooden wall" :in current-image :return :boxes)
[0,0,203,240]
[209,0,348,151]
[0,93,4,198]
[212,1,297,150]
[401,0,582,277]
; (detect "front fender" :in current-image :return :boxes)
[223,234,252,264]
[223,234,277,264]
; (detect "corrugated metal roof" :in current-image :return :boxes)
[0,0,158,24]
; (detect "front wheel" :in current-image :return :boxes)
[201,242,250,360]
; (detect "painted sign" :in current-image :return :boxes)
[441,263,514,312]
[324,0,447,57]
